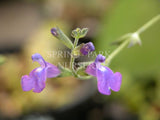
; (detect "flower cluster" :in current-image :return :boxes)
[21,15,160,96]
[21,27,122,95]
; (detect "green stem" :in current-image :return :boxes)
[111,33,131,45]
[70,37,79,76]
[105,14,160,66]
[73,37,79,48]
[105,39,130,66]
[137,14,160,34]
[70,56,77,76]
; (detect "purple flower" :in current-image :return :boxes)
[21,53,61,93]
[85,54,122,95]
[80,42,95,55]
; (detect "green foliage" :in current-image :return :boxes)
[56,27,74,49]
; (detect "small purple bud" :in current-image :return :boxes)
[51,28,58,37]
[80,42,95,55]
[50,27,74,49]
[95,54,106,63]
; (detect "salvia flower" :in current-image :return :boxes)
[85,54,122,95]
[80,42,95,55]
[21,53,61,93]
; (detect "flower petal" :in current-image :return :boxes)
[110,72,122,92]
[85,63,96,77]
[29,68,47,93]
[46,62,61,78]
[96,66,112,95]
[21,75,34,91]
[32,53,46,67]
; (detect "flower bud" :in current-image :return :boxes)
[95,54,106,63]
[71,28,88,39]
[80,42,95,55]
[51,27,74,49]
[128,33,142,48]
[51,28,58,37]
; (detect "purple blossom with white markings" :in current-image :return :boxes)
[85,54,122,95]
[21,53,60,93]
[80,42,95,55]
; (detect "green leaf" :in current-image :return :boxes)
[76,66,93,80]
[76,66,89,76]
[57,63,73,77]
[55,27,74,49]
[79,28,88,38]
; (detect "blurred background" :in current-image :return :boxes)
[0,0,160,120]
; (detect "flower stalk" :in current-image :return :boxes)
[136,14,160,34]
[105,39,130,66]
[105,14,160,66]
[70,37,79,77]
